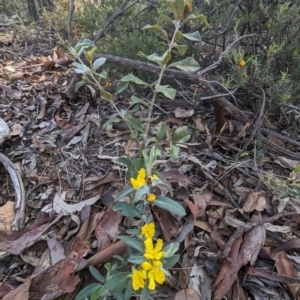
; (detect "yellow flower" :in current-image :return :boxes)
[238,60,246,67]
[144,238,164,260]
[151,174,159,180]
[142,260,166,290]
[130,168,147,190]
[131,268,146,291]
[147,193,156,203]
[105,81,112,87]
[141,223,155,239]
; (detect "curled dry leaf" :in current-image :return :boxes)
[0,201,15,234]
[213,214,266,299]
[160,170,193,188]
[192,190,212,217]
[266,247,300,299]
[239,214,266,266]
[193,114,206,132]
[94,204,122,251]
[174,107,195,118]
[242,192,266,213]
[213,237,243,300]
[10,123,22,136]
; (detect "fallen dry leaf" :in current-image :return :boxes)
[94,204,122,251]
[0,213,62,255]
[242,192,266,212]
[174,289,200,300]
[0,201,15,233]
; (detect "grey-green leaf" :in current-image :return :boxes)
[107,272,130,293]
[119,74,147,85]
[114,187,134,201]
[168,57,200,72]
[182,14,209,26]
[173,44,188,56]
[89,266,105,283]
[142,24,168,40]
[155,85,176,100]
[118,236,145,253]
[103,116,121,129]
[113,203,141,217]
[154,196,186,216]
[75,283,100,300]
[156,14,174,26]
[181,31,201,41]
[172,126,191,143]
[93,57,106,70]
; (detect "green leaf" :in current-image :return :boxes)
[142,24,168,40]
[154,196,186,216]
[75,283,100,300]
[99,70,107,79]
[84,47,97,64]
[182,14,209,26]
[167,0,185,20]
[103,116,121,129]
[124,113,144,132]
[115,81,129,95]
[134,184,150,202]
[119,74,147,85]
[155,85,176,100]
[172,126,190,143]
[99,86,113,101]
[75,80,88,92]
[174,30,201,42]
[156,14,174,26]
[125,280,133,300]
[75,39,95,49]
[163,254,180,269]
[114,187,135,201]
[118,236,145,253]
[115,157,133,169]
[93,57,106,70]
[107,272,130,293]
[113,203,141,217]
[113,292,126,300]
[89,266,105,283]
[128,256,145,265]
[140,283,151,299]
[170,143,180,161]
[163,242,180,257]
[138,51,171,66]
[130,95,149,107]
[90,285,103,300]
[148,146,161,168]
[156,122,166,142]
[168,57,200,72]
[126,228,140,235]
[72,62,91,74]
[173,43,187,56]
[182,31,201,41]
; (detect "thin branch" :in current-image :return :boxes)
[93,0,138,43]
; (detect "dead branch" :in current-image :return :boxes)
[221,211,300,261]
[67,0,76,41]
[92,53,249,125]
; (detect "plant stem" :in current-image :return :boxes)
[143,20,181,147]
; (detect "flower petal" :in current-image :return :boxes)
[148,270,156,290]
[141,223,155,239]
